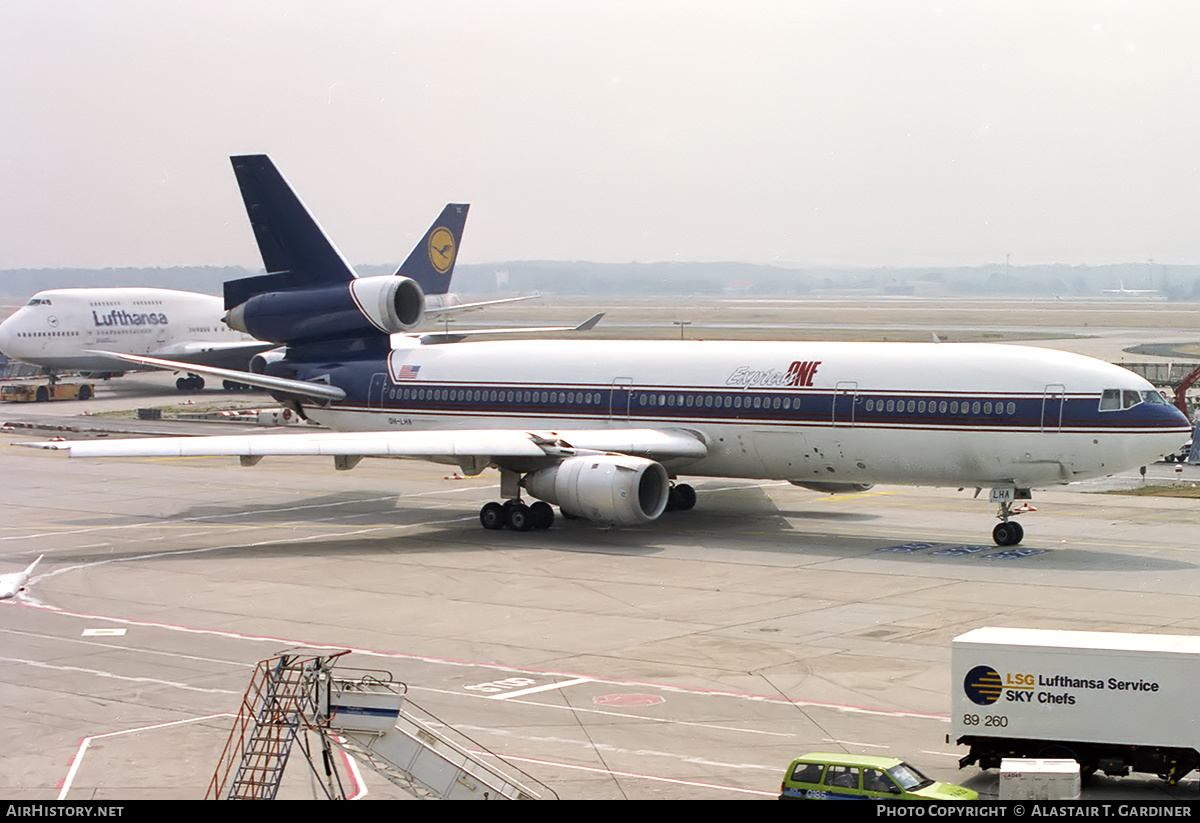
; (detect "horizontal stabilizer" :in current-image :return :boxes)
[417,313,605,344]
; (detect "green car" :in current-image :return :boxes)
[779,753,978,800]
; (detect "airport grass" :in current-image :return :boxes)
[1101,484,1200,499]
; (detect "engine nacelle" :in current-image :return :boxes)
[248,347,289,374]
[788,481,875,494]
[524,455,670,526]
[225,275,425,344]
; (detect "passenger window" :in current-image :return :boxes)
[822,765,859,789]
[790,763,824,783]
[863,769,894,793]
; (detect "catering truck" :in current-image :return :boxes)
[951,627,1200,784]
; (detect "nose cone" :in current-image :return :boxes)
[0,314,16,359]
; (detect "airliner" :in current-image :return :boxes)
[32,155,1192,547]
[0,198,484,391]
[0,287,267,390]
[0,555,43,600]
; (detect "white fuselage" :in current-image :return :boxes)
[302,338,1189,490]
[0,288,255,373]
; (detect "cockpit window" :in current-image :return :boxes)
[1142,390,1170,405]
[24,297,52,307]
[1100,389,1161,412]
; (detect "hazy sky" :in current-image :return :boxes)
[2,1,1198,269]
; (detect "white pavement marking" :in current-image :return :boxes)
[490,677,593,700]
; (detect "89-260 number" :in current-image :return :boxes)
[962,714,1008,727]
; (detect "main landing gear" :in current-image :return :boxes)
[990,487,1033,546]
[479,500,555,531]
[176,374,205,392]
[476,473,697,531]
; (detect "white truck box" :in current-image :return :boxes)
[951,627,1200,783]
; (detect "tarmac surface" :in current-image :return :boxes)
[2,373,1200,801]
[2,304,1200,801]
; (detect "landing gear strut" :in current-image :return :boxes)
[990,487,1032,546]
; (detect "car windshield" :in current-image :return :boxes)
[887,762,934,791]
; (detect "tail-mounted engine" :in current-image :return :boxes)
[224,275,425,345]
[524,455,670,526]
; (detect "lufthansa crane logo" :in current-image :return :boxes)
[963,665,1003,706]
[428,227,456,275]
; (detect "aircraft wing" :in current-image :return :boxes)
[27,427,709,465]
[85,350,346,400]
[150,340,278,370]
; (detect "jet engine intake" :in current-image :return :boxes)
[248,347,288,374]
[524,455,670,526]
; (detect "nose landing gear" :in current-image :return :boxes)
[991,487,1033,546]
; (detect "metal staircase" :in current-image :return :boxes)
[323,676,552,800]
[208,650,348,800]
[208,650,555,800]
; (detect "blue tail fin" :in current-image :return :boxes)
[394,204,469,296]
[225,155,357,309]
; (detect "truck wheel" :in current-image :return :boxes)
[35,386,49,402]
[78,385,93,401]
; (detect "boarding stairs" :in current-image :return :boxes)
[322,676,553,800]
[208,650,347,800]
[209,650,554,800]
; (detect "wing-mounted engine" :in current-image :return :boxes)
[224,275,425,345]
[524,455,670,526]
[248,346,289,374]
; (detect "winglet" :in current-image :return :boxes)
[574,312,604,331]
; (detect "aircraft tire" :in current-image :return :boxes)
[529,501,554,530]
[506,503,533,531]
[993,521,1024,546]
[674,483,697,511]
[480,502,506,530]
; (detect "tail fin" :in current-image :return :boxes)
[225,155,357,309]
[394,204,469,296]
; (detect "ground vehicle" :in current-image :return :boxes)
[779,753,978,800]
[0,382,93,402]
[951,627,1200,783]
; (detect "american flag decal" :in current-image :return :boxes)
[396,364,421,380]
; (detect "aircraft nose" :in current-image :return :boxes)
[0,315,14,358]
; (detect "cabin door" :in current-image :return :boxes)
[369,372,388,408]
[609,377,634,420]
[1041,383,1065,432]
[831,381,859,427]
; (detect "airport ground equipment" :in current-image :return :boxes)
[208,649,554,800]
[951,627,1200,784]
[0,382,93,402]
